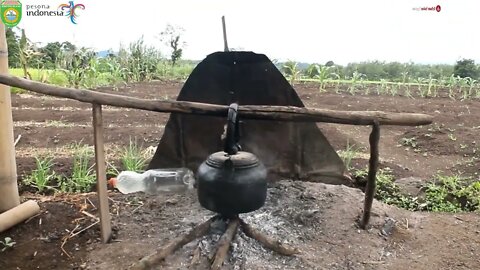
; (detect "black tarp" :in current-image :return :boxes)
[148,51,350,185]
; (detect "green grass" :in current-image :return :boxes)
[24,155,57,192]
[59,143,96,193]
[337,141,362,171]
[120,138,148,172]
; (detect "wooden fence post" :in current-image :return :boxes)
[92,104,112,243]
[0,23,20,212]
[360,121,380,229]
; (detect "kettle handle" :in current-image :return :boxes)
[224,103,240,155]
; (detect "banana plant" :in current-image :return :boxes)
[18,29,43,80]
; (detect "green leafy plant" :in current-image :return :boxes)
[400,137,418,148]
[24,155,57,192]
[1,237,16,252]
[354,168,419,210]
[420,175,480,212]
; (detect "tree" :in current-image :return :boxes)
[39,42,62,68]
[159,24,186,66]
[5,28,20,67]
[454,59,479,79]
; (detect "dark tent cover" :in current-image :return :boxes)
[148,51,350,185]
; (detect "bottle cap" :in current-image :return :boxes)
[108,177,117,187]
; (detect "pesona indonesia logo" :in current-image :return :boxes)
[1,0,22,27]
[58,1,85,24]
[412,4,441,12]
[25,1,85,24]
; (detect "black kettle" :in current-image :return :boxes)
[196,103,267,217]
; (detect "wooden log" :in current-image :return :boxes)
[360,121,380,229]
[0,24,20,212]
[131,215,218,270]
[92,104,112,243]
[240,219,299,256]
[211,217,240,270]
[0,200,40,232]
[0,74,433,126]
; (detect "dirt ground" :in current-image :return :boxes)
[1,80,479,269]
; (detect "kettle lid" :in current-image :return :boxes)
[206,151,260,169]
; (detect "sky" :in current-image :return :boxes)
[16,0,480,65]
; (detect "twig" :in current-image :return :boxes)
[131,215,219,270]
[60,220,100,258]
[81,211,99,221]
[239,219,299,256]
[14,134,21,146]
[60,224,81,259]
[24,213,41,224]
[211,217,240,270]
[86,197,97,210]
[70,220,100,238]
[131,202,144,213]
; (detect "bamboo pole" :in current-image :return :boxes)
[0,74,433,126]
[0,200,40,232]
[0,24,20,212]
[92,104,112,243]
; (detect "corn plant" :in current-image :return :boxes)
[314,65,331,91]
[348,71,366,95]
[120,138,148,172]
[467,78,477,99]
[416,77,428,98]
[459,77,472,100]
[377,79,388,95]
[330,73,341,93]
[446,74,459,99]
[389,83,399,96]
[24,155,57,192]
[282,61,301,86]
[58,48,96,88]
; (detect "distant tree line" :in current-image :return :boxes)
[278,59,480,82]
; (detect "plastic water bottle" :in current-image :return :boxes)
[108,168,195,195]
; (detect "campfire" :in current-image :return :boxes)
[131,214,299,270]
[131,103,298,270]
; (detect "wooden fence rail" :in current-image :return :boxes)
[0,74,433,126]
[0,73,433,242]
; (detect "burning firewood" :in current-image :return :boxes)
[130,215,219,270]
[239,218,299,256]
[211,217,240,270]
